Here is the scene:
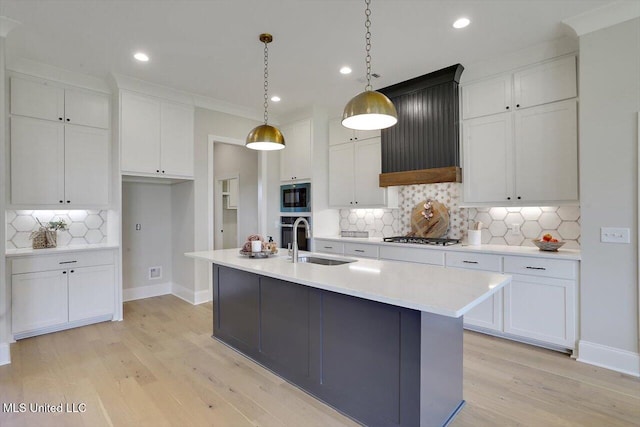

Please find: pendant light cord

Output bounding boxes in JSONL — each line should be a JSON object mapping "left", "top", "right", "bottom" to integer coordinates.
{"left": 263, "top": 39, "right": 269, "bottom": 125}
{"left": 364, "top": 0, "right": 372, "bottom": 92}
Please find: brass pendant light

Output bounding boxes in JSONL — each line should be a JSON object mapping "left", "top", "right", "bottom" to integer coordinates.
{"left": 342, "top": 0, "right": 397, "bottom": 131}
{"left": 246, "top": 33, "right": 285, "bottom": 151}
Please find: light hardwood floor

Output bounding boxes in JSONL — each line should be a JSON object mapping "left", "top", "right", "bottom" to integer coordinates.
{"left": 1, "top": 295, "right": 638, "bottom": 427}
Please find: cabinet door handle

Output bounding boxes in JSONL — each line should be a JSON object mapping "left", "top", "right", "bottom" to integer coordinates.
{"left": 516, "top": 104, "right": 520, "bottom": 108}
{"left": 354, "top": 249, "right": 365, "bottom": 253}
{"left": 526, "top": 266, "right": 546, "bottom": 270}
{"left": 156, "top": 170, "right": 160, "bottom": 173}
{"left": 507, "top": 197, "right": 511, "bottom": 200}
{"left": 58, "top": 117, "right": 63, "bottom": 121}
{"left": 59, "top": 200, "right": 64, "bottom": 204}
{"left": 505, "top": 106, "right": 510, "bottom": 110}
{"left": 323, "top": 246, "right": 333, "bottom": 249}
{"left": 66, "top": 118, "right": 70, "bottom": 122}
{"left": 162, "top": 170, "right": 165, "bottom": 173}
{"left": 517, "top": 196, "right": 522, "bottom": 200}
{"left": 463, "top": 260, "right": 479, "bottom": 264}
{"left": 59, "top": 260, "right": 77, "bottom": 264}
{"left": 66, "top": 200, "right": 71, "bottom": 204}
{"left": 70, "top": 270, "right": 75, "bottom": 273}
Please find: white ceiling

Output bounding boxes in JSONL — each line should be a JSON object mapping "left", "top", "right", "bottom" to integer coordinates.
{"left": 2, "top": 0, "right": 613, "bottom": 119}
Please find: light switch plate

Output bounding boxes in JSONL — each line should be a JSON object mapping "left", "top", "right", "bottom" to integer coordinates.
{"left": 600, "top": 227, "right": 630, "bottom": 244}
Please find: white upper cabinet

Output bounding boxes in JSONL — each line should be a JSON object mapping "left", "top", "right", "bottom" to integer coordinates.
{"left": 120, "top": 90, "right": 194, "bottom": 178}
{"left": 513, "top": 56, "right": 577, "bottom": 110}
{"left": 462, "top": 75, "right": 512, "bottom": 119}
{"left": 64, "top": 88, "right": 110, "bottom": 129}
{"left": 160, "top": 101, "right": 195, "bottom": 177}
{"left": 11, "top": 78, "right": 64, "bottom": 122}
{"left": 461, "top": 55, "right": 578, "bottom": 205}
{"left": 514, "top": 100, "right": 578, "bottom": 202}
{"left": 10, "top": 76, "right": 111, "bottom": 208}
{"left": 65, "top": 125, "right": 111, "bottom": 206}
{"left": 462, "top": 56, "right": 576, "bottom": 120}
{"left": 121, "top": 91, "right": 161, "bottom": 174}
{"left": 329, "top": 118, "right": 380, "bottom": 145}
{"left": 280, "top": 119, "right": 311, "bottom": 181}
{"left": 10, "top": 116, "right": 65, "bottom": 205}
{"left": 462, "top": 113, "right": 513, "bottom": 203}
{"left": 329, "top": 142, "right": 355, "bottom": 207}
{"left": 329, "top": 137, "right": 397, "bottom": 208}
{"left": 11, "top": 77, "right": 109, "bottom": 128}
{"left": 10, "top": 117, "right": 110, "bottom": 207}
{"left": 353, "top": 138, "right": 387, "bottom": 206}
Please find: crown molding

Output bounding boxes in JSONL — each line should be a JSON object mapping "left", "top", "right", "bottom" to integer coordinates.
{"left": 563, "top": 1, "right": 640, "bottom": 36}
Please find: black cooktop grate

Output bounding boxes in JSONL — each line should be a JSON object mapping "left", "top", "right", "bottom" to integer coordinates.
{"left": 383, "top": 236, "right": 461, "bottom": 246}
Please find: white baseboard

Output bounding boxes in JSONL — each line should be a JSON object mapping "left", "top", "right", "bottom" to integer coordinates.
{"left": 172, "top": 283, "right": 211, "bottom": 305}
{"left": 123, "top": 282, "right": 172, "bottom": 302}
{"left": 577, "top": 340, "right": 640, "bottom": 377}
{"left": 0, "top": 342, "right": 11, "bottom": 366}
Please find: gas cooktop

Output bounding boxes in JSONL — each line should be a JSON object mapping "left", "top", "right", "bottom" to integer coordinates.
{"left": 383, "top": 236, "right": 461, "bottom": 246}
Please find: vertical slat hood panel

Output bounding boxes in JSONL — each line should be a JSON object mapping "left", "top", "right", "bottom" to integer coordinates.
{"left": 379, "top": 65, "right": 464, "bottom": 187}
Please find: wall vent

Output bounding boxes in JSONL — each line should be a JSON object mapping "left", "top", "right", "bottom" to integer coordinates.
{"left": 149, "top": 266, "right": 162, "bottom": 280}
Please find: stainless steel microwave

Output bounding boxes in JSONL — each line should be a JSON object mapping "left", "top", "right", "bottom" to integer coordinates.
{"left": 280, "top": 183, "right": 311, "bottom": 213}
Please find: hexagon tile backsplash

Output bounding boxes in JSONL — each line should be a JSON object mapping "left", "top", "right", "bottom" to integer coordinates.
{"left": 6, "top": 210, "right": 108, "bottom": 249}
{"left": 338, "top": 183, "right": 580, "bottom": 248}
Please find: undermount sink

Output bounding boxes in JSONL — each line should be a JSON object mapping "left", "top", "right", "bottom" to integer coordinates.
{"left": 297, "top": 256, "right": 356, "bottom": 266}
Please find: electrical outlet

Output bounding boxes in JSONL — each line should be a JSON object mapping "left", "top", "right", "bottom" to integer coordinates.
{"left": 600, "top": 227, "right": 630, "bottom": 244}
{"left": 511, "top": 223, "right": 521, "bottom": 235}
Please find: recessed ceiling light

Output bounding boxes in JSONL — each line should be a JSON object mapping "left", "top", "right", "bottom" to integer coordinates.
{"left": 271, "top": 95, "right": 281, "bottom": 102}
{"left": 134, "top": 52, "right": 149, "bottom": 62}
{"left": 340, "top": 66, "right": 352, "bottom": 75}
{"left": 453, "top": 17, "right": 470, "bottom": 29}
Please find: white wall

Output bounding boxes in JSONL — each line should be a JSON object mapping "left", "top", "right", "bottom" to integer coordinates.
{"left": 193, "top": 108, "right": 261, "bottom": 293}
{"left": 122, "top": 182, "right": 173, "bottom": 292}
{"left": 170, "top": 180, "right": 195, "bottom": 301}
{"left": 577, "top": 17, "right": 640, "bottom": 374}
{"left": 0, "top": 28, "right": 10, "bottom": 365}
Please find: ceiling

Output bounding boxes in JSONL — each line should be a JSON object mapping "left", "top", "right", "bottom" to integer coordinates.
{"left": 1, "top": 0, "right": 613, "bottom": 119}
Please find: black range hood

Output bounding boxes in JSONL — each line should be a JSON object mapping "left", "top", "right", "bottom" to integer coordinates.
{"left": 378, "top": 64, "right": 464, "bottom": 187}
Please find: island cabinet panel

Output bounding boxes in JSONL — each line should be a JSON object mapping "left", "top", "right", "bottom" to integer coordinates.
{"left": 211, "top": 264, "right": 462, "bottom": 427}
{"left": 259, "top": 276, "right": 318, "bottom": 383}
{"left": 214, "top": 266, "right": 260, "bottom": 352}
{"left": 321, "top": 292, "right": 420, "bottom": 427}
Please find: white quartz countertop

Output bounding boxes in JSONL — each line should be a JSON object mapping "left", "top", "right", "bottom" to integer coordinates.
{"left": 315, "top": 236, "right": 581, "bottom": 261}
{"left": 185, "top": 248, "right": 511, "bottom": 318}
{"left": 6, "top": 243, "right": 120, "bottom": 258}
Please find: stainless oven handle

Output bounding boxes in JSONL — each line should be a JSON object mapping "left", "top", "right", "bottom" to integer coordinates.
{"left": 281, "top": 224, "right": 294, "bottom": 228}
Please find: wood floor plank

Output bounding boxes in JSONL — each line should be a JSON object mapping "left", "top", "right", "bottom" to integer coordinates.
{"left": 1, "top": 295, "right": 638, "bottom": 427}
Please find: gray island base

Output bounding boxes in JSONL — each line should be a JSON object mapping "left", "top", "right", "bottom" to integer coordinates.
{"left": 213, "top": 264, "right": 464, "bottom": 427}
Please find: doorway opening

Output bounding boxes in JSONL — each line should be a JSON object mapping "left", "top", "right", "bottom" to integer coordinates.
{"left": 215, "top": 176, "right": 240, "bottom": 249}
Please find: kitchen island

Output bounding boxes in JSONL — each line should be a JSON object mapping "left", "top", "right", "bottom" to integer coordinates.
{"left": 186, "top": 249, "right": 510, "bottom": 427}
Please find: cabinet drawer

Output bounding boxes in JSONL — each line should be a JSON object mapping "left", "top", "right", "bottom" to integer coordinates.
{"left": 315, "top": 240, "right": 344, "bottom": 255}
{"left": 12, "top": 250, "right": 115, "bottom": 274}
{"left": 445, "top": 252, "right": 501, "bottom": 272}
{"left": 379, "top": 246, "right": 444, "bottom": 266}
{"left": 503, "top": 256, "right": 576, "bottom": 280}
{"left": 344, "top": 243, "right": 379, "bottom": 259}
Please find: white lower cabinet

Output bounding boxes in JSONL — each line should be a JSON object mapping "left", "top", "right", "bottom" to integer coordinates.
{"left": 312, "top": 238, "right": 578, "bottom": 350}
{"left": 445, "top": 252, "right": 503, "bottom": 332}
{"left": 68, "top": 265, "right": 116, "bottom": 322}
{"left": 503, "top": 256, "right": 577, "bottom": 349}
{"left": 314, "top": 239, "right": 345, "bottom": 255}
{"left": 11, "top": 270, "right": 68, "bottom": 335}
{"left": 11, "top": 250, "right": 116, "bottom": 339}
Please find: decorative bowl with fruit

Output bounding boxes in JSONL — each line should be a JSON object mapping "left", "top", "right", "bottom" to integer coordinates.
{"left": 532, "top": 233, "right": 566, "bottom": 251}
